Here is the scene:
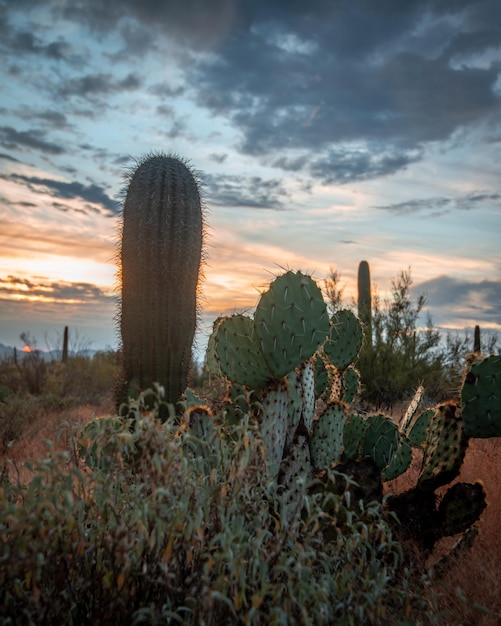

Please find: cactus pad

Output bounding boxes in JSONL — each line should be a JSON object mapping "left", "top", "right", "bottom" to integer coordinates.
{"left": 343, "top": 413, "right": 367, "bottom": 461}
{"left": 324, "top": 309, "right": 363, "bottom": 370}
{"left": 260, "top": 380, "right": 289, "bottom": 480}
{"left": 461, "top": 355, "right": 501, "bottom": 438}
{"left": 407, "top": 408, "right": 434, "bottom": 448}
{"left": 438, "top": 481, "right": 487, "bottom": 537}
{"left": 342, "top": 366, "right": 361, "bottom": 403}
{"left": 310, "top": 401, "right": 347, "bottom": 470}
{"left": 299, "top": 361, "right": 316, "bottom": 432}
{"left": 382, "top": 436, "right": 412, "bottom": 481}
{"left": 418, "top": 401, "right": 468, "bottom": 490}
{"left": 255, "top": 271, "right": 329, "bottom": 379}
{"left": 214, "top": 314, "right": 271, "bottom": 389}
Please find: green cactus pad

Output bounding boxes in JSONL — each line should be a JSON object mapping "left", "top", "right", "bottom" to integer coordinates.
{"left": 300, "top": 361, "right": 316, "bottom": 432}
{"left": 418, "top": 402, "right": 468, "bottom": 490}
{"left": 407, "top": 408, "right": 434, "bottom": 448}
{"left": 324, "top": 309, "right": 363, "bottom": 370}
{"left": 254, "top": 271, "right": 329, "bottom": 379}
{"left": 461, "top": 355, "right": 501, "bottom": 438}
{"left": 362, "top": 414, "right": 400, "bottom": 471}
{"left": 285, "top": 370, "right": 303, "bottom": 446}
{"left": 205, "top": 317, "right": 224, "bottom": 377}
{"left": 314, "top": 354, "right": 329, "bottom": 399}
{"left": 382, "top": 437, "right": 412, "bottom": 481}
{"left": 438, "top": 481, "right": 487, "bottom": 537}
{"left": 214, "top": 314, "right": 271, "bottom": 389}
{"left": 342, "top": 366, "right": 361, "bottom": 404}
{"left": 310, "top": 401, "right": 347, "bottom": 471}
{"left": 260, "top": 380, "right": 289, "bottom": 480}
{"left": 343, "top": 413, "right": 367, "bottom": 461}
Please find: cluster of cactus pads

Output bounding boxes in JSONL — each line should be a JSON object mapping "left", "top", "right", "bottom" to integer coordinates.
{"left": 205, "top": 269, "right": 500, "bottom": 555}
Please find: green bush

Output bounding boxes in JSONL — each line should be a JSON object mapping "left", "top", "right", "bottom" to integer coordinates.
{"left": 1, "top": 403, "right": 438, "bottom": 625}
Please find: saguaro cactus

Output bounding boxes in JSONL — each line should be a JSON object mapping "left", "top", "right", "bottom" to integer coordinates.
{"left": 473, "top": 324, "right": 481, "bottom": 353}
{"left": 118, "top": 153, "right": 203, "bottom": 408}
{"left": 357, "top": 260, "right": 372, "bottom": 346}
{"left": 62, "top": 325, "right": 69, "bottom": 363}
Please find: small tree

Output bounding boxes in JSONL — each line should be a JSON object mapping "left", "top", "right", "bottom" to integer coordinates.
{"left": 357, "top": 269, "right": 443, "bottom": 408}
{"left": 323, "top": 267, "right": 345, "bottom": 315}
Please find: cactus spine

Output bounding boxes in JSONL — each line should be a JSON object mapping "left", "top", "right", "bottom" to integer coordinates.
{"left": 357, "top": 260, "right": 372, "bottom": 346}
{"left": 119, "top": 153, "right": 203, "bottom": 408}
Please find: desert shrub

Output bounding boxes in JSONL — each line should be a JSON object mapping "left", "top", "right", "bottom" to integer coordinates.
{"left": 0, "top": 351, "right": 118, "bottom": 450}
{"left": 0, "top": 405, "right": 438, "bottom": 625}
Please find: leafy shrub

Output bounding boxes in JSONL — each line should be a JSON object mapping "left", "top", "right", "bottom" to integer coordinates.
{"left": 1, "top": 401, "right": 437, "bottom": 625}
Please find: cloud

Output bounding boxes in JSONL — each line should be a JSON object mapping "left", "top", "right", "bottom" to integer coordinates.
{"left": 375, "top": 191, "right": 501, "bottom": 215}
{"left": 188, "top": 1, "right": 501, "bottom": 178}
{"left": 204, "top": 173, "right": 289, "bottom": 209}
{"left": 58, "top": 72, "right": 143, "bottom": 99}
{"left": 0, "top": 275, "right": 111, "bottom": 304}
{"left": 309, "top": 146, "right": 423, "bottom": 184}
{"left": 0, "top": 126, "right": 66, "bottom": 155}
{"left": 4, "top": 172, "right": 118, "bottom": 215}
{"left": 6, "top": 29, "right": 73, "bottom": 61}
{"left": 416, "top": 275, "right": 501, "bottom": 326}
{"left": 4, "top": 1, "right": 501, "bottom": 186}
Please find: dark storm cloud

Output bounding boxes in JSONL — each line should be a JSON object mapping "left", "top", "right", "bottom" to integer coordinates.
{"left": 0, "top": 126, "right": 66, "bottom": 155}
{"left": 7, "top": 30, "right": 72, "bottom": 61}
{"left": 416, "top": 275, "right": 501, "bottom": 325}
{"left": 309, "top": 147, "right": 423, "bottom": 184}
{"left": 204, "top": 173, "right": 289, "bottom": 209}
{"left": 375, "top": 191, "right": 501, "bottom": 215}
{"left": 0, "top": 275, "right": 110, "bottom": 304}
{"left": 5, "top": 173, "right": 118, "bottom": 215}
{"left": 58, "top": 72, "right": 142, "bottom": 99}
{"left": 5, "top": 0, "right": 501, "bottom": 184}
{"left": 191, "top": 1, "right": 501, "bottom": 180}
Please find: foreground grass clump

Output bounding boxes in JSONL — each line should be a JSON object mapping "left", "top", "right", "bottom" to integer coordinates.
{"left": 0, "top": 397, "right": 436, "bottom": 625}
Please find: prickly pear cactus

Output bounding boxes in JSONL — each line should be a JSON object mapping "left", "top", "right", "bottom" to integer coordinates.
{"left": 418, "top": 401, "right": 468, "bottom": 490}
{"left": 324, "top": 309, "right": 363, "bottom": 370}
{"left": 119, "top": 153, "right": 203, "bottom": 408}
{"left": 461, "top": 354, "right": 501, "bottom": 438}
{"left": 203, "top": 267, "right": 498, "bottom": 561}
{"left": 254, "top": 270, "right": 330, "bottom": 378}
{"left": 213, "top": 314, "right": 270, "bottom": 390}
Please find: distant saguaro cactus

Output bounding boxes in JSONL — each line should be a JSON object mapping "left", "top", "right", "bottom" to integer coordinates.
{"left": 118, "top": 153, "right": 203, "bottom": 409}
{"left": 62, "top": 326, "right": 69, "bottom": 363}
{"left": 357, "top": 260, "right": 372, "bottom": 346}
{"left": 473, "top": 324, "right": 481, "bottom": 353}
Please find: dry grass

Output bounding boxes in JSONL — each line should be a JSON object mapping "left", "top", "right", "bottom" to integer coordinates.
{"left": 2, "top": 399, "right": 113, "bottom": 484}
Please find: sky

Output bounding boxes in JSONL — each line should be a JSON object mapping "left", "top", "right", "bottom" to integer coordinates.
{"left": 0, "top": 0, "right": 500, "bottom": 358}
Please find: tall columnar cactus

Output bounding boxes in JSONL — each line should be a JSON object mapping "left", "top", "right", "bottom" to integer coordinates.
{"left": 118, "top": 153, "right": 203, "bottom": 408}
{"left": 61, "top": 325, "right": 69, "bottom": 363}
{"left": 473, "top": 324, "right": 481, "bottom": 353}
{"left": 357, "top": 260, "right": 372, "bottom": 346}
